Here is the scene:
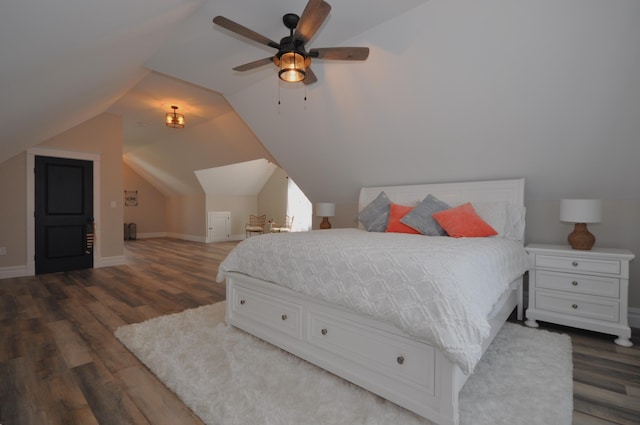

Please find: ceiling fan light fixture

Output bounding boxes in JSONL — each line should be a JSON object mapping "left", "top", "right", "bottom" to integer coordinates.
{"left": 165, "top": 105, "right": 185, "bottom": 128}
{"left": 278, "top": 51, "right": 307, "bottom": 83}
{"left": 213, "top": 1, "right": 369, "bottom": 85}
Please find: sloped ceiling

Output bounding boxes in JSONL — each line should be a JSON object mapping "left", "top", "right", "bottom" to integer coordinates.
{"left": 225, "top": 0, "right": 640, "bottom": 203}
{"left": 1, "top": 0, "right": 205, "bottom": 162}
{"left": 195, "top": 159, "right": 276, "bottom": 195}
{"left": 115, "top": 72, "right": 277, "bottom": 196}
{"left": 0, "top": 0, "right": 427, "bottom": 198}
{"left": 1, "top": 0, "right": 639, "bottom": 206}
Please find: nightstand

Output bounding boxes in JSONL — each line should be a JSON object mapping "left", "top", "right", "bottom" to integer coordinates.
{"left": 525, "top": 243, "right": 635, "bottom": 347}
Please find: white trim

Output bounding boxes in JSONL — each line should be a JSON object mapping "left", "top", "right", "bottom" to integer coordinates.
{"left": 628, "top": 308, "right": 640, "bottom": 329}
{"left": 166, "top": 233, "right": 207, "bottom": 243}
{"left": 26, "top": 147, "right": 101, "bottom": 276}
{"left": 135, "top": 232, "right": 168, "bottom": 239}
{"left": 0, "top": 265, "right": 28, "bottom": 279}
{"left": 129, "top": 232, "right": 244, "bottom": 242}
{"left": 98, "top": 255, "right": 126, "bottom": 268}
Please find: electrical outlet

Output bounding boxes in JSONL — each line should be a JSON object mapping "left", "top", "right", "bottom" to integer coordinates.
{"left": 0, "top": 247, "right": 6, "bottom": 255}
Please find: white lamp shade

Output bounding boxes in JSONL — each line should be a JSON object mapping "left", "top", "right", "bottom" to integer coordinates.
{"left": 316, "top": 203, "right": 335, "bottom": 217}
{"left": 560, "top": 199, "right": 602, "bottom": 223}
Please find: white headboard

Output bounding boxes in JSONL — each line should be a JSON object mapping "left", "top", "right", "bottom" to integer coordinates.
{"left": 358, "top": 178, "right": 526, "bottom": 241}
{"left": 359, "top": 178, "right": 524, "bottom": 211}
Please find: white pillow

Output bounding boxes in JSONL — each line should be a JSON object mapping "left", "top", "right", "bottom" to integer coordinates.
{"left": 471, "top": 202, "right": 526, "bottom": 241}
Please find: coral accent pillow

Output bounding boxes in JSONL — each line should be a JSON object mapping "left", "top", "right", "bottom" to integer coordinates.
{"left": 385, "top": 203, "right": 421, "bottom": 234}
{"left": 432, "top": 203, "right": 498, "bottom": 237}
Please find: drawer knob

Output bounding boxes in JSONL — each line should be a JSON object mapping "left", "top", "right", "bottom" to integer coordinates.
{"left": 397, "top": 356, "right": 405, "bottom": 365}
{"left": 281, "top": 314, "right": 287, "bottom": 321}
{"left": 572, "top": 304, "right": 578, "bottom": 309}
{"left": 240, "top": 299, "right": 245, "bottom": 305}
{"left": 321, "top": 328, "right": 328, "bottom": 335}
{"left": 572, "top": 261, "right": 579, "bottom": 267}
{"left": 572, "top": 281, "right": 578, "bottom": 286}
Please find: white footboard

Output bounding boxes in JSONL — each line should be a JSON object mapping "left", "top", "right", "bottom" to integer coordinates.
{"left": 224, "top": 272, "right": 522, "bottom": 425}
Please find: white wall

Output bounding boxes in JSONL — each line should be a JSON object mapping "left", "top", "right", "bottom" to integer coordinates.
{"left": 227, "top": 1, "right": 640, "bottom": 309}
{"left": 206, "top": 194, "right": 257, "bottom": 239}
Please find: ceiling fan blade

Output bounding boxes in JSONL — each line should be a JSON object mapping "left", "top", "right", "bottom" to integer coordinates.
{"left": 232, "top": 57, "right": 275, "bottom": 72}
{"left": 303, "top": 67, "right": 318, "bottom": 85}
{"left": 213, "top": 16, "right": 280, "bottom": 49}
{"left": 309, "top": 47, "right": 370, "bottom": 61}
{"left": 294, "top": 0, "right": 331, "bottom": 45}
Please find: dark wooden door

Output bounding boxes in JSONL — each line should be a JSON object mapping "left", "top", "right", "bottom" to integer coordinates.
{"left": 35, "top": 156, "right": 94, "bottom": 274}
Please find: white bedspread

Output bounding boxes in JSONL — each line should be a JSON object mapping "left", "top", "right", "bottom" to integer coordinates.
{"left": 216, "top": 229, "right": 531, "bottom": 374}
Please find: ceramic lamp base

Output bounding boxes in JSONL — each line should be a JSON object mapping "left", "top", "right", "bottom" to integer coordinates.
{"left": 320, "top": 217, "right": 332, "bottom": 230}
{"left": 568, "top": 223, "right": 595, "bottom": 250}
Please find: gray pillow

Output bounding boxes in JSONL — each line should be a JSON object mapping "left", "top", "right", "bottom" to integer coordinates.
{"left": 400, "top": 194, "right": 450, "bottom": 236}
{"left": 357, "top": 191, "right": 391, "bottom": 232}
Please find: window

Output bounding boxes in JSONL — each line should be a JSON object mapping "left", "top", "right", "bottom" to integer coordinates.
{"left": 287, "top": 178, "right": 312, "bottom": 231}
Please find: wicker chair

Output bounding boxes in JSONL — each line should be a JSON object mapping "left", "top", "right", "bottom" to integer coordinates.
{"left": 270, "top": 215, "right": 294, "bottom": 233}
{"left": 245, "top": 214, "right": 266, "bottom": 238}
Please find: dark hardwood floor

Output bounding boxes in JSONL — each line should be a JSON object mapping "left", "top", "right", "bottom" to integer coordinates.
{"left": 1, "top": 237, "right": 639, "bottom": 424}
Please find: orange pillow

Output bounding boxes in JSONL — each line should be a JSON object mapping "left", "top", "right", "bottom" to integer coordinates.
{"left": 385, "top": 203, "right": 421, "bottom": 234}
{"left": 432, "top": 203, "right": 498, "bottom": 237}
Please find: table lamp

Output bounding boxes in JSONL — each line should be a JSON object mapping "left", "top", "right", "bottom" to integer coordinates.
{"left": 560, "top": 199, "right": 602, "bottom": 250}
{"left": 316, "top": 203, "right": 335, "bottom": 230}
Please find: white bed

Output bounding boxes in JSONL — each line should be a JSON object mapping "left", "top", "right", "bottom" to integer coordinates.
{"left": 217, "top": 178, "right": 529, "bottom": 425}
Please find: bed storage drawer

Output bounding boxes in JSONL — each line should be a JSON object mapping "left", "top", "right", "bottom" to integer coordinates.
{"left": 224, "top": 272, "right": 473, "bottom": 425}
{"left": 307, "top": 309, "right": 436, "bottom": 396}
{"left": 229, "top": 284, "right": 302, "bottom": 339}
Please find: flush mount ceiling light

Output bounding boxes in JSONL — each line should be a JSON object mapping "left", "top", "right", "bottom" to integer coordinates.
{"left": 213, "top": 0, "right": 369, "bottom": 85}
{"left": 165, "top": 105, "right": 185, "bottom": 128}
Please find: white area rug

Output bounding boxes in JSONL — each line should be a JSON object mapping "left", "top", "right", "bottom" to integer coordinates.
{"left": 115, "top": 302, "right": 573, "bottom": 425}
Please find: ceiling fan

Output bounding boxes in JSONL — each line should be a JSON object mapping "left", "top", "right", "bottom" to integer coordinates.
{"left": 213, "top": 0, "right": 369, "bottom": 85}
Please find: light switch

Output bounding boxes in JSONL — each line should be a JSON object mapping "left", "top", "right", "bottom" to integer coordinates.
{"left": 111, "top": 201, "right": 117, "bottom": 208}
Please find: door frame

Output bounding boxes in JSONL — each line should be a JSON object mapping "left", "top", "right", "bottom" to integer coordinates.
{"left": 26, "top": 147, "right": 101, "bottom": 276}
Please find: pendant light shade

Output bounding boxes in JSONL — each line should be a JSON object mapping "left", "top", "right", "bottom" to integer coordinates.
{"left": 165, "top": 105, "right": 185, "bottom": 128}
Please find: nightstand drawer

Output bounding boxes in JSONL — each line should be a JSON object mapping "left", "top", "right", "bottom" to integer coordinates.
{"left": 535, "top": 291, "right": 619, "bottom": 322}
{"left": 535, "top": 270, "right": 620, "bottom": 298}
{"left": 535, "top": 255, "right": 620, "bottom": 275}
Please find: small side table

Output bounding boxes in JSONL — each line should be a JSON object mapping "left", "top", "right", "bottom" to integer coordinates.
{"left": 525, "top": 243, "right": 635, "bottom": 347}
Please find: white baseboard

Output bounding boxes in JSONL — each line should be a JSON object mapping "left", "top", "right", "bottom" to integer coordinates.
{"left": 208, "top": 234, "right": 244, "bottom": 243}
{"left": 132, "top": 232, "right": 242, "bottom": 243}
{"left": 97, "top": 255, "right": 126, "bottom": 268}
{"left": 0, "top": 265, "right": 28, "bottom": 279}
{"left": 628, "top": 308, "right": 640, "bottom": 329}
{"left": 135, "top": 232, "right": 167, "bottom": 239}
{"left": 0, "top": 256, "right": 125, "bottom": 278}
{"left": 166, "top": 232, "right": 207, "bottom": 243}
